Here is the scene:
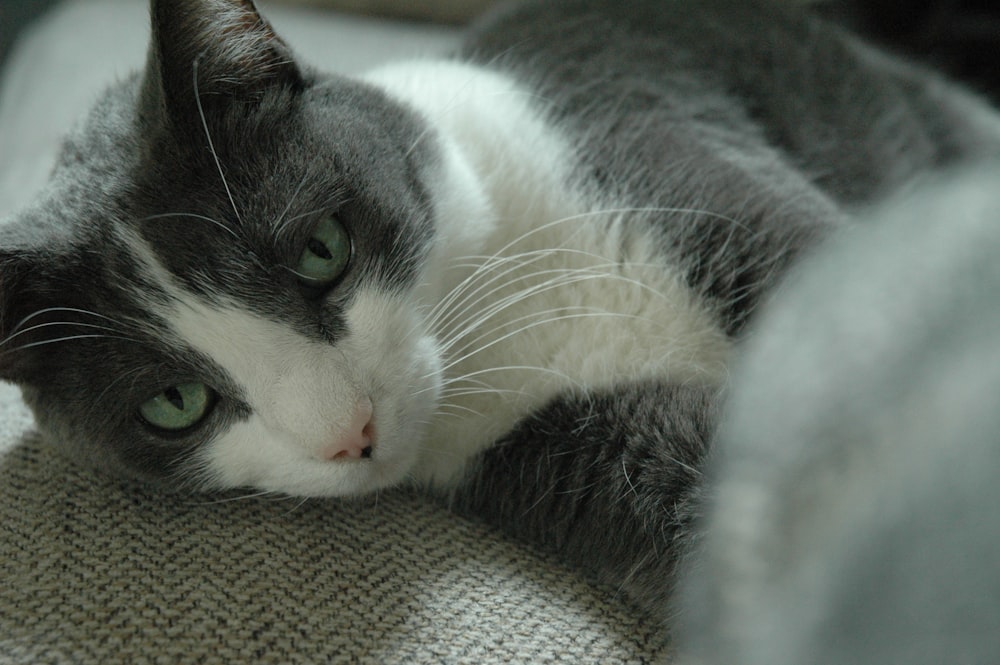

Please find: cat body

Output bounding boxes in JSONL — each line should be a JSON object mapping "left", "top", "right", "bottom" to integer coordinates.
{"left": 2, "top": 0, "right": 1000, "bottom": 627}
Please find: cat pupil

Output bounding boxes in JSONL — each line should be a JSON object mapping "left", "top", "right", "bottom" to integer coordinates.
{"left": 164, "top": 387, "right": 185, "bottom": 411}
{"left": 308, "top": 238, "right": 333, "bottom": 260}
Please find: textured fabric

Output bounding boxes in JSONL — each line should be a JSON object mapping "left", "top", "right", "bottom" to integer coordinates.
{"left": 0, "top": 2, "right": 665, "bottom": 662}
{"left": 0, "top": 396, "right": 663, "bottom": 662}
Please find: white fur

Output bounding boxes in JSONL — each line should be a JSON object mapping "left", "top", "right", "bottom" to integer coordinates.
{"left": 172, "top": 289, "right": 441, "bottom": 496}
{"left": 366, "top": 62, "right": 732, "bottom": 488}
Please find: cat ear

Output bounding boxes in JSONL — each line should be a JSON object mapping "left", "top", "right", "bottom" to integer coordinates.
{"left": 143, "top": 0, "right": 304, "bottom": 127}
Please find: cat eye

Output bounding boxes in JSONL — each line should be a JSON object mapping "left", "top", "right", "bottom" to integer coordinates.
{"left": 296, "top": 215, "right": 351, "bottom": 290}
{"left": 139, "top": 382, "right": 215, "bottom": 432}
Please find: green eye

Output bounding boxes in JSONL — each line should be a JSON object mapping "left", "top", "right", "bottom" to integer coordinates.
{"left": 139, "top": 382, "right": 213, "bottom": 432}
{"left": 296, "top": 215, "right": 351, "bottom": 287}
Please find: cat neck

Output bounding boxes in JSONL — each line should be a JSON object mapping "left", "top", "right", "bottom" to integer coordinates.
{"left": 363, "top": 62, "right": 730, "bottom": 488}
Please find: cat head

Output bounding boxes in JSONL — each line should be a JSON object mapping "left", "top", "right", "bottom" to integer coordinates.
{"left": 0, "top": 0, "right": 482, "bottom": 496}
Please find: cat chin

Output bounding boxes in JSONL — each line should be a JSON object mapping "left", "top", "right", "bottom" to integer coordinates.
{"left": 199, "top": 440, "right": 421, "bottom": 498}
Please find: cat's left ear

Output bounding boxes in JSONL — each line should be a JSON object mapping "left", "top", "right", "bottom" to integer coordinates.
{"left": 143, "top": 0, "right": 304, "bottom": 128}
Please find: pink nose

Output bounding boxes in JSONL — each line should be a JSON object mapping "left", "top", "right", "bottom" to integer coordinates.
{"left": 321, "top": 397, "right": 375, "bottom": 461}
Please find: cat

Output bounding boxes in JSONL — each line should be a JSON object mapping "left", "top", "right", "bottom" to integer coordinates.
{"left": 673, "top": 166, "right": 1000, "bottom": 665}
{"left": 1, "top": 0, "right": 999, "bottom": 635}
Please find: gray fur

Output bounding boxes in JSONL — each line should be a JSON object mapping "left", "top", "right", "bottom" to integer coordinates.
{"left": 675, "top": 166, "right": 1000, "bottom": 664}
{"left": 462, "top": 0, "right": 1000, "bottom": 331}
{"left": 0, "top": 0, "right": 999, "bottom": 649}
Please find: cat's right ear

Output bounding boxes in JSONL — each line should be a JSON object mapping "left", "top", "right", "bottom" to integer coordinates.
{"left": 142, "top": 0, "right": 305, "bottom": 133}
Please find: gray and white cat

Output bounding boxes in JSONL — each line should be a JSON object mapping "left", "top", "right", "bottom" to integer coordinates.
{"left": 1, "top": 0, "right": 999, "bottom": 635}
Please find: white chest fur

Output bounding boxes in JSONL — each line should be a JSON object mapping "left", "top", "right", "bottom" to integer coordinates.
{"left": 366, "top": 62, "right": 732, "bottom": 488}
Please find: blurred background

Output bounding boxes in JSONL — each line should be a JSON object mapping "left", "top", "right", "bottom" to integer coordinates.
{"left": 824, "top": 0, "right": 1000, "bottom": 101}
{"left": 3, "top": 0, "right": 1000, "bottom": 100}
{"left": 0, "top": 0, "right": 61, "bottom": 66}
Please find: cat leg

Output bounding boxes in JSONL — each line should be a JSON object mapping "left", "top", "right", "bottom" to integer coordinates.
{"left": 449, "top": 380, "right": 719, "bottom": 631}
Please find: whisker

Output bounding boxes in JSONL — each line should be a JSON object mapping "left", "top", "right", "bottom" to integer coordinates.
{"left": 0, "top": 321, "right": 125, "bottom": 348}
{"left": 432, "top": 403, "right": 488, "bottom": 419}
{"left": 426, "top": 203, "right": 739, "bottom": 333}
{"left": 442, "top": 302, "right": 645, "bottom": 360}
{"left": 274, "top": 198, "right": 347, "bottom": 241}
{"left": 8, "top": 306, "right": 125, "bottom": 331}
{"left": 622, "top": 458, "right": 639, "bottom": 498}
{"left": 282, "top": 496, "right": 314, "bottom": 515}
{"left": 426, "top": 249, "right": 559, "bottom": 334}
{"left": 470, "top": 205, "right": 750, "bottom": 268}
{"left": 273, "top": 172, "right": 311, "bottom": 233}
{"left": 438, "top": 385, "right": 529, "bottom": 400}
{"left": 188, "top": 489, "right": 279, "bottom": 505}
{"left": 441, "top": 363, "right": 585, "bottom": 391}
{"left": 436, "top": 268, "right": 667, "bottom": 360}
{"left": 441, "top": 309, "right": 651, "bottom": 375}
{"left": 3, "top": 334, "right": 141, "bottom": 353}
{"left": 429, "top": 249, "right": 617, "bottom": 335}
{"left": 426, "top": 249, "right": 552, "bottom": 329}
{"left": 410, "top": 372, "right": 497, "bottom": 397}
{"left": 436, "top": 375, "right": 493, "bottom": 390}
{"left": 437, "top": 286, "right": 606, "bottom": 357}
{"left": 442, "top": 265, "right": 595, "bottom": 337}
{"left": 139, "top": 212, "right": 241, "bottom": 240}
{"left": 193, "top": 56, "right": 242, "bottom": 225}
{"left": 95, "top": 365, "right": 150, "bottom": 405}
{"left": 280, "top": 265, "right": 317, "bottom": 281}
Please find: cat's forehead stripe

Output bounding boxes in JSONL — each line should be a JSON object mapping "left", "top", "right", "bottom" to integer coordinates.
{"left": 118, "top": 228, "right": 266, "bottom": 366}
{"left": 118, "top": 226, "right": 365, "bottom": 437}
{"left": 122, "top": 227, "right": 300, "bottom": 371}
{"left": 118, "top": 228, "right": 180, "bottom": 307}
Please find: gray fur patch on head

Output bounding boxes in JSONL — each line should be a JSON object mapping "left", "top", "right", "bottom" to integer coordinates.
{"left": 0, "top": 0, "right": 442, "bottom": 488}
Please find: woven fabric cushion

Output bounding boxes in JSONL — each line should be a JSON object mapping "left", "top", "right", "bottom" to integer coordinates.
{"left": 0, "top": 1, "right": 664, "bottom": 662}
{"left": 1, "top": 432, "right": 661, "bottom": 663}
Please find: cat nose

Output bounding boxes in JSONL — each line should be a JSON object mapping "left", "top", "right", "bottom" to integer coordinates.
{"left": 320, "top": 397, "right": 375, "bottom": 461}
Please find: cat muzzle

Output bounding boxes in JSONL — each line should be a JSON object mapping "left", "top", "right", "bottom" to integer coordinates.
{"left": 320, "top": 397, "right": 375, "bottom": 461}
